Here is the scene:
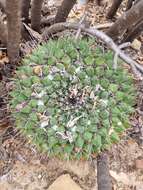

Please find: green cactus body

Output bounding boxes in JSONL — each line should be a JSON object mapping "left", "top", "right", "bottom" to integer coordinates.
{"left": 10, "top": 38, "right": 136, "bottom": 160}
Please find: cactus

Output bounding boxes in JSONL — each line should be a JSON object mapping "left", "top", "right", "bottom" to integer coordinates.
{"left": 10, "top": 38, "right": 136, "bottom": 160}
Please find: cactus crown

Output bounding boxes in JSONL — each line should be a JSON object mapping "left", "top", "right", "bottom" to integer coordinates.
{"left": 10, "top": 38, "right": 136, "bottom": 160}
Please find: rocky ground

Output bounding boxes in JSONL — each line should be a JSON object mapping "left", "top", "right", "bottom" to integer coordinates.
{"left": 0, "top": 134, "right": 143, "bottom": 190}
{"left": 0, "top": 0, "right": 143, "bottom": 190}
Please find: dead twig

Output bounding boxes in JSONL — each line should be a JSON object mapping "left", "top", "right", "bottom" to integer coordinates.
{"left": 42, "top": 22, "right": 143, "bottom": 79}
{"left": 75, "top": 12, "right": 87, "bottom": 40}
{"left": 23, "top": 23, "right": 42, "bottom": 42}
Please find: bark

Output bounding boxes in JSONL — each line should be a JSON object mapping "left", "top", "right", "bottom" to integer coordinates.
{"left": 0, "top": 13, "right": 7, "bottom": 45}
{"left": 106, "top": 0, "right": 143, "bottom": 41}
{"left": 126, "top": 0, "right": 141, "bottom": 10}
{"left": 106, "top": 0, "right": 123, "bottom": 19}
{"left": 21, "top": 0, "right": 31, "bottom": 23}
{"left": 126, "top": 0, "right": 134, "bottom": 10}
{"left": 31, "top": 0, "right": 43, "bottom": 33}
{"left": 97, "top": 153, "right": 112, "bottom": 190}
{"left": 0, "top": 0, "right": 5, "bottom": 12}
{"left": 124, "top": 19, "right": 143, "bottom": 42}
{"left": 96, "top": 0, "right": 102, "bottom": 6}
{"left": 55, "top": 0, "right": 76, "bottom": 23}
{"left": 6, "top": 0, "right": 21, "bottom": 64}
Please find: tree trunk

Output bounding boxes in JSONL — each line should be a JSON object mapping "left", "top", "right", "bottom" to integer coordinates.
{"left": 55, "top": 0, "right": 76, "bottom": 23}
{"left": 106, "top": 0, "right": 143, "bottom": 41}
{"left": 126, "top": 0, "right": 134, "bottom": 10}
{"left": 126, "top": 0, "right": 141, "bottom": 10}
{"left": 96, "top": 0, "right": 102, "bottom": 6}
{"left": 31, "top": 0, "right": 43, "bottom": 33}
{"left": 6, "top": 0, "right": 21, "bottom": 64}
{"left": 124, "top": 19, "right": 143, "bottom": 42}
{"left": 22, "top": 0, "right": 31, "bottom": 23}
{"left": 106, "top": 0, "right": 123, "bottom": 19}
{"left": 97, "top": 153, "right": 112, "bottom": 190}
{"left": 0, "top": 0, "right": 6, "bottom": 12}
{"left": 0, "top": 14, "right": 7, "bottom": 45}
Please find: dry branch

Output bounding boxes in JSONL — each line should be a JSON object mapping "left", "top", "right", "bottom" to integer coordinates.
{"left": 93, "top": 23, "right": 113, "bottom": 29}
{"left": 42, "top": 22, "right": 143, "bottom": 78}
{"left": 75, "top": 13, "right": 87, "bottom": 40}
{"left": 113, "top": 42, "right": 131, "bottom": 69}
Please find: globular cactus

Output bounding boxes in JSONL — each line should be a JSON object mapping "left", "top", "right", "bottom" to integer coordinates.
{"left": 10, "top": 38, "right": 136, "bottom": 160}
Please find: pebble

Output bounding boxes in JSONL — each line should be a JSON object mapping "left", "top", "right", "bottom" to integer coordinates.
{"left": 48, "top": 174, "right": 82, "bottom": 190}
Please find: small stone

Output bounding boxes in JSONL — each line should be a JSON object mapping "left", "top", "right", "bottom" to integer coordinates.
{"left": 131, "top": 39, "right": 141, "bottom": 50}
{"left": 38, "top": 174, "right": 42, "bottom": 179}
{"left": 135, "top": 159, "right": 143, "bottom": 170}
{"left": 48, "top": 174, "right": 82, "bottom": 190}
